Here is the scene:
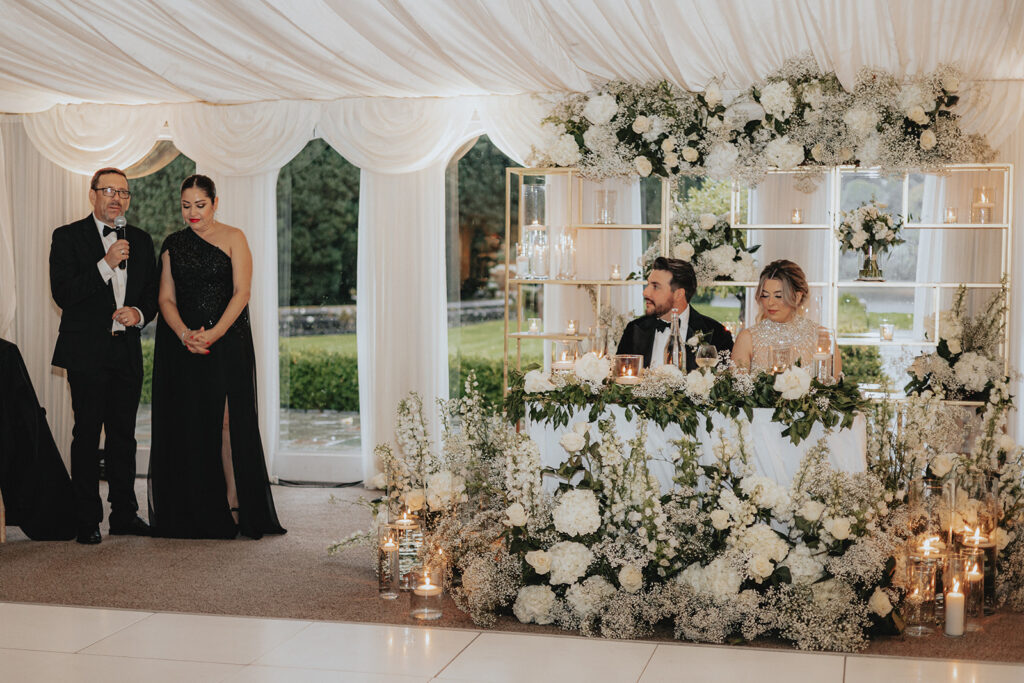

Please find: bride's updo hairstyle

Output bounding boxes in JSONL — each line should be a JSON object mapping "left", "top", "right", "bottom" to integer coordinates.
{"left": 755, "top": 259, "right": 809, "bottom": 321}
{"left": 181, "top": 173, "right": 217, "bottom": 199}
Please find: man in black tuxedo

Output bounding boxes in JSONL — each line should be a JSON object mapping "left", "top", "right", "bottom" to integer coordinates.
{"left": 616, "top": 257, "right": 733, "bottom": 370}
{"left": 49, "top": 167, "right": 158, "bottom": 544}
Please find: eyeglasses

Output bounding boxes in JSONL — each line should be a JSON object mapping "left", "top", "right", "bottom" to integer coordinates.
{"left": 95, "top": 187, "right": 131, "bottom": 199}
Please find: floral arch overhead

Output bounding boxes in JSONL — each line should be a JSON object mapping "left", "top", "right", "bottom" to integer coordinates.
{"left": 530, "top": 56, "right": 992, "bottom": 185}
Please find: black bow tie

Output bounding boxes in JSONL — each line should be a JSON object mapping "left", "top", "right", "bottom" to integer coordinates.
{"left": 654, "top": 319, "right": 670, "bottom": 332}
{"left": 103, "top": 225, "right": 118, "bottom": 237}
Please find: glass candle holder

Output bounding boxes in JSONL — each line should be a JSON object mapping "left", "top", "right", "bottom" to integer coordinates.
{"left": 609, "top": 264, "right": 622, "bottom": 280}
{"left": 769, "top": 346, "right": 791, "bottom": 374}
{"left": 377, "top": 526, "right": 400, "bottom": 600}
{"left": 588, "top": 325, "right": 609, "bottom": 359}
{"left": 551, "top": 340, "right": 580, "bottom": 372}
{"left": 392, "top": 513, "right": 423, "bottom": 590}
{"left": 961, "top": 549, "right": 985, "bottom": 629}
{"left": 522, "top": 184, "right": 546, "bottom": 227}
{"left": 525, "top": 225, "right": 549, "bottom": 279}
{"left": 515, "top": 242, "right": 530, "bottom": 280}
{"left": 790, "top": 208, "right": 803, "bottom": 224}
{"left": 879, "top": 321, "right": 895, "bottom": 341}
{"left": 944, "top": 207, "right": 958, "bottom": 224}
{"left": 612, "top": 354, "right": 642, "bottom": 385}
{"left": 958, "top": 527, "right": 998, "bottom": 615}
{"left": 566, "top": 319, "right": 579, "bottom": 336}
{"left": 410, "top": 562, "right": 445, "bottom": 620}
{"left": 971, "top": 186, "right": 994, "bottom": 224}
{"left": 909, "top": 478, "right": 956, "bottom": 546}
{"left": 905, "top": 555, "right": 938, "bottom": 636}
{"left": 594, "top": 189, "right": 618, "bottom": 224}
{"left": 527, "top": 317, "right": 541, "bottom": 334}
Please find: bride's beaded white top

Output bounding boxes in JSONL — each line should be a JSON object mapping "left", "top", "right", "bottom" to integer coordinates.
{"left": 749, "top": 315, "right": 819, "bottom": 371}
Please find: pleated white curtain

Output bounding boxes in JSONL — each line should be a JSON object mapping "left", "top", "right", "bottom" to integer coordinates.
{"left": 0, "top": 130, "right": 15, "bottom": 338}
{"left": 317, "top": 97, "right": 477, "bottom": 479}
{"left": 167, "top": 101, "right": 318, "bottom": 472}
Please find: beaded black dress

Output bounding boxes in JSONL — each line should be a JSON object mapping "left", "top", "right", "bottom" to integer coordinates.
{"left": 148, "top": 228, "right": 285, "bottom": 539}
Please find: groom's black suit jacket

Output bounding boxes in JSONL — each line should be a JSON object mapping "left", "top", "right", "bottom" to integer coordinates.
{"left": 616, "top": 306, "right": 734, "bottom": 370}
{"left": 49, "top": 215, "right": 158, "bottom": 372}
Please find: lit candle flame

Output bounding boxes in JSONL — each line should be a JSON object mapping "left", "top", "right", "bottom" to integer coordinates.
{"left": 952, "top": 578, "right": 961, "bottom": 593}
{"left": 970, "top": 527, "right": 984, "bottom": 544}
{"left": 969, "top": 562, "right": 981, "bottom": 576}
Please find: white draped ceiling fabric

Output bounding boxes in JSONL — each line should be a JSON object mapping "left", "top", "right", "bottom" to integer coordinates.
{"left": 2, "top": 0, "right": 1024, "bottom": 475}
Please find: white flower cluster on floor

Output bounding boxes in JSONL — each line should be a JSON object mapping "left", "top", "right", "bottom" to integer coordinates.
{"left": 529, "top": 55, "right": 991, "bottom": 185}
{"left": 335, "top": 369, "right": 1024, "bottom": 652}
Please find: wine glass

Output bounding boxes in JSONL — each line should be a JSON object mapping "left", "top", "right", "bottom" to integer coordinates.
{"left": 695, "top": 343, "right": 718, "bottom": 370}
{"left": 769, "top": 346, "right": 791, "bottom": 374}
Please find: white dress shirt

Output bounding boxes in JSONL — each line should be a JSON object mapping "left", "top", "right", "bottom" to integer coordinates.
{"left": 649, "top": 306, "right": 690, "bottom": 369}
{"left": 94, "top": 216, "right": 143, "bottom": 331}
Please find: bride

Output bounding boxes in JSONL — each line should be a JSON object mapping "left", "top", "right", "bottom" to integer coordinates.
{"left": 731, "top": 259, "right": 842, "bottom": 376}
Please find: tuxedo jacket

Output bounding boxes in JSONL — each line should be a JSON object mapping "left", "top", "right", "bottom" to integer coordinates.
{"left": 49, "top": 215, "right": 158, "bottom": 373}
{"left": 616, "top": 306, "right": 734, "bottom": 371}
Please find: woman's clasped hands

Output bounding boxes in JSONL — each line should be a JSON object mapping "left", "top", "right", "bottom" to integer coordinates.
{"left": 181, "top": 326, "right": 218, "bottom": 354}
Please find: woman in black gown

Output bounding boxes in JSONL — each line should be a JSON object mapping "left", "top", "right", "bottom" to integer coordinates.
{"left": 148, "top": 174, "right": 285, "bottom": 539}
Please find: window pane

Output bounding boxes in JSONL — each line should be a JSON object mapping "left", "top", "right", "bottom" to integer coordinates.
{"left": 277, "top": 139, "right": 360, "bottom": 452}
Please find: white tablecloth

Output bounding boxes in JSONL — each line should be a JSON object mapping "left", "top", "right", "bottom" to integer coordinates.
{"left": 528, "top": 406, "right": 866, "bottom": 492}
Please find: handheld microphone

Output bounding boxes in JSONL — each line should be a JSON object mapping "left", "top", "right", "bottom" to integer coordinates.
{"left": 114, "top": 215, "right": 127, "bottom": 270}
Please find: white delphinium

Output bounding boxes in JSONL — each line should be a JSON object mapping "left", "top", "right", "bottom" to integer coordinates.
{"left": 582, "top": 93, "right": 618, "bottom": 125}
{"left": 524, "top": 369, "right": 555, "bottom": 393}
{"left": 504, "top": 433, "right": 543, "bottom": 507}
{"left": 764, "top": 136, "right": 805, "bottom": 169}
{"left": 566, "top": 576, "right": 616, "bottom": 617}
{"left": 553, "top": 489, "right": 602, "bottom": 537}
{"left": 513, "top": 584, "right": 556, "bottom": 624}
{"left": 760, "top": 80, "right": 797, "bottom": 120}
{"left": 548, "top": 541, "right": 596, "bottom": 585}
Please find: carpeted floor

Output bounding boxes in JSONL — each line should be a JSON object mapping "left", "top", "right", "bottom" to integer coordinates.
{"left": 2, "top": 479, "right": 1023, "bottom": 663}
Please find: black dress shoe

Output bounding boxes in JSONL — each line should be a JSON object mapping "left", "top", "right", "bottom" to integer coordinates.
{"left": 76, "top": 526, "right": 101, "bottom": 544}
{"left": 109, "top": 516, "right": 151, "bottom": 536}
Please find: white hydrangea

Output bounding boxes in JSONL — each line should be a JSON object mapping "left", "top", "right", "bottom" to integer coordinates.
{"left": 842, "top": 107, "right": 879, "bottom": 137}
{"left": 548, "top": 541, "right": 595, "bottom": 585}
{"left": 651, "top": 363, "right": 685, "bottom": 384}
{"left": 566, "top": 576, "right": 615, "bottom": 616}
{"left": 954, "top": 352, "right": 995, "bottom": 392}
{"left": 550, "top": 134, "right": 581, "bottom": 166}
{"left": 773, "top": 365, "right": 811, "bottom": 399}
{"left": 704, "top": 142, "right": 739, "bottom": 180}
{"left": 780, "top": 543, "right": 825, "bottom": 585}
{"left": 574, "top": 351, "right": 610, "bottom": 384}
{"left": 582, "top": 93, "right": 618, "bottom": 125}
{"left": 513, "top": 584, "right": 556, "bottom": 624}
{"left": 679, "top": 556, "right": 742, "bottom": 598}
{"left": 740, "top": 475, "right": 791, "bottom": 514}
{"left": 823, "top": 516, "right": 853, "bottom": 541}
{"left": 685, "top": 369, "right": 715, "bottom": 400}
{"left": 426, "top": 470, "right": 466, "bottom": 510}
{"left": 764, "top": 136, "right": 805, "bottom": 169}
{"left": 801, "top": 80, "right": 825, "bottom": 110}
{"left": 798, "top": 499, "right": 826, "bottom": 522}
{"left": 733, "top": 523, "right": 790, "bottom": 563}
{"left": 524, "top": 369, "right": 555, "bottom": 393}
{"left": 403, "top": 488, "right": 425, "bottom": 511}
{"left": 898, "top": 83, "right": 936, "bottom": 114}
{"left": 553, "top": 489, "right": 602, "bottom": 537}
{"left": 930, "top": 452, "right": 954, "bottom": 477}
{"left": 760, "top": 80, "right": 796, "bottom": 120}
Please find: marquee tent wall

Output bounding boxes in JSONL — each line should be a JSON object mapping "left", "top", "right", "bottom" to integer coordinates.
{"left": 1, "top": 0, "right": 1023, "bottom": 481}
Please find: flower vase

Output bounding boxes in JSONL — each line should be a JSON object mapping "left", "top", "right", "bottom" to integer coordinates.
{"left": 857, "top": 246, "right": 884, "bottom": 281}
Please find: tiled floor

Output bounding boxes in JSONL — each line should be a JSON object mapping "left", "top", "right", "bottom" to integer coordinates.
{"left": 1, "top": 601, "right": 1023, "bottom": 682}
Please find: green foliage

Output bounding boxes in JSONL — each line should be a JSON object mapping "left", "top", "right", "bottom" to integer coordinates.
{"left": 141, "top": 339, "right": 154, "bottom": 404}
{"left": 840, "top": 346, "right": 885, "bottom": 385}
{"left": 280, "top": 349, "right": 360, "bottom": 410}
{"left": 449, "top": 356, "right": 505, "bottom": 409}
{"left": 129, "top": 152, "right": 197, "bottom": 259}
{"left": 277, "top": 139, "right": 360, "bottom": 306}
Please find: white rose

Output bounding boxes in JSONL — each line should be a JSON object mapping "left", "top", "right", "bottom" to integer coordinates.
{"left": 582, "top": 93, "right": 618, "bottom": 126}
{"left": 367, "top": 472, "right": 387, "bottom": 490}
{"left": 513, "top": 584, "right": 556, "bottom": 624}
{"left": 704, "top": 83, "right": 722, "bottom": 108}
{"left": 995, "top": 527, "right": 1015, "bottom": 551}
{"left": 811, "top": 143, "right": 825, "bottom": 162}
{"left": 748, "top": 554, "right": 774, "bottom": 581}
{"left": 618, "top": 564, "right": 644, "bottom": 593}
{"left": 663, "top": 152, "right": 679, "bottom": 168}
{"left": 868, "top": 587, "right": 893, "bottom": 617}
{"left": 505, "top": 502, "right": 527, "bottom": 527}
{"left": 634, "top": 156, "right": 653, "bottom": 177}
{"left": 681, "top": 146, "right": 699, "bottom": 162}
{"left": 931, "top": 452, "right": 954, "bottom": 477}
{"left": 699, "top": 213, "right": 718, "bottom": 231}
{"left": 525, "top": 549, "right": 552, "bottom": 574}
{"left": 710, "top": 509, "right": 731, "bottom": 530}
{"left": 402, "top": 489, "right": 425, "bottom": 512}
{"left": 672, "top": 241, "right": 695, "bottom": 261}
{"left": 524, "top": 369, "right": 555, "bottom": 393}
{"left": 631, "top": 115, "right": 651, "bottom": 134}
{"left": 572, "top": 421, "right": 590, "bottom": 435}
{"left": 798, "top": 500, "right": 825, "bottom": 522}
{"left": 947, "top": 338, "right": 962, "bottom": 354}
{"left": 554, "top": 425, "right": 589, "bottom": 454}
{"left": 685, "top": 369, "right": 715, "bottom": 400}
{"left": 773, "top": 366, "right": 812, "bottom": 400}
{"left": 920, "top": 129, "right": 937, "bottom": 150}
{"left": 942, "top": 74, "right": 961, "bottom": 93}
{"left": 661, "top": 136, "right": 677, "bottom": 153}
{"left": 574, "top": 351, "right": 611, "bottom": 384}
{"left": 824, "top": 516, "right": 852, "bottom": 541}
{"left": 907, "top": 105, "right": 929, "bottom": 125}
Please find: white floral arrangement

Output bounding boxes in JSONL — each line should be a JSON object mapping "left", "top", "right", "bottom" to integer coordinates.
{"left": 529, "top": 55, "right": 990, "bottom": 186}
{"left": 836, "top": 201, "right": 905, "bottom": 258}
{"left": 642, "top": 206, "right": 759, "bottom": 285}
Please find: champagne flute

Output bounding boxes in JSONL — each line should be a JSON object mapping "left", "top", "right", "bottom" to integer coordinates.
{"left": 695, "top": 343, "right": 718, "bottom": 370}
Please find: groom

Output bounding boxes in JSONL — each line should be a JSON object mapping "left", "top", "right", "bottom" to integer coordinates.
{"left": 617, "top": 257, "right": 733, "bottom": 370}
{"left": 49, "top": 167, "right": 158, "bottom": 544}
